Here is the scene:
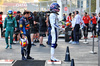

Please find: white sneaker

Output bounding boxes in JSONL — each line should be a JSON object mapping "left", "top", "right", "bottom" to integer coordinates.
{"left": 69, "top": 40, "right": 72, "bottom": 44}
{"left": 71, "top": 41, "right": 76, "bottom": 44}
{"left": 13, "top": 41, "right": 17, "bottom": 43}
{"left": 16, "top": 41, "right": 19, "bottom": 43}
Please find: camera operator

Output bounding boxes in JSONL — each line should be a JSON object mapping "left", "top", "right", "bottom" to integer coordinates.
{"left": 29, "top": 12, "right": 36, "bottom": 46}
{"left": 39, "top": 12, "right": 47, "bottom": 47}
{"left": 33, "top": 12, "right": 39, "bottom": 43}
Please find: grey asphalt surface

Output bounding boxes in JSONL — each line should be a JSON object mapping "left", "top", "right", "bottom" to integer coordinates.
{"left": 0, "top": 32, "right": 98, "bottom": 66}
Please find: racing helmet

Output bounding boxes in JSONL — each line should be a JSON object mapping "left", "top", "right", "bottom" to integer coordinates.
{"left": 20, "top": 37, "right": 28, "bottom": 47}
{"left": 50, "top": 2, "right": 60, "bottom": 12}
{"left": 8, "top": 10, "right": 13, "bottom": 17}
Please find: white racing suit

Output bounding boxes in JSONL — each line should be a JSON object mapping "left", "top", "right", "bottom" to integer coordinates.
{"left": 49, "top": 13, "right": 63, "bottom": 61}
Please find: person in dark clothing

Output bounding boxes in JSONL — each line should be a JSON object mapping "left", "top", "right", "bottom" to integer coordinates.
{"left": 29, "top": 12, "right": 36, "bottom": 46}
{"left": 98, "top": 13, "right": 100, "bottom": 36}
{"left": 72, "top": 11, "right": 86, "bottom": 44}
{"left": 46, "top": 14, "right": 52, "bottom": 45}
{"left": 13, "top": 11, "right": 22, "bottom": 43}
{"left": 62, "top": 14, "right": 66, "bottom": 22}
{"left": 33, "top": 12, "right": 39, "bottom": 43}
{"left": 19, "top": 10, "right": 33, "bottom": 60}
{"left": 39, "top": 12, "right": 47, "bottom": 47}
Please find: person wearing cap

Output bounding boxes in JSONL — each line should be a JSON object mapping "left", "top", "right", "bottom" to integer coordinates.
{"left": 19, "top": 10, "right": 33, "bottom": 60}
{"left": 3, "top": 10, "right": 17, "bottom": 49}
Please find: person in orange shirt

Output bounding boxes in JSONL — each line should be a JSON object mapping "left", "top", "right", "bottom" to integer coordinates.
{"left": 91, "top": 13, "right": 97, "bottom": 38}
{"left": 66, "top": 13, "right": 72, "bottom": 23}
{"left": 82, "top": 12, "right": 90, "bottom": 39}
{"left": 0, "top": 12, "right": 3, "bottom": 37}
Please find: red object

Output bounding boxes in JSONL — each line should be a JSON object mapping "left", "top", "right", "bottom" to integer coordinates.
{"left": 84, "top": 37, "right": 88, "bottom": 39}
{"left": 62, "top": 25, "right": 65, "bottom": 28}
{"left": 92, "top": 16, "right": 97, "bottom": 24}
{"left": 17, "top": 39, "right": 19, "bottom": 41}
{"left": 13, "top": 11, "right": 17, "bottom": 14}
{"left": 13, "top": 39, "right": 15, "bottom": 41}
{"left": 0, "top": 15, "right": 2, "bottom": 24}
{"left": 66, "top": 16, "right": 72, "bottom": 22}
{"left": 0, "top": 59, "right": 14, "bottom": 63}
{"left": 29, "top": 17, "right": 32, "bottom": 19}
{"left": 64, "top": 7, "right": 68, "bottom": 11}
{"left": 82, "top": 16, "right": 90, "bottom": 24}
{"left": 91, "top": 35, "right": 93, "bottom": 38}
{"left": 69, "top": 37, "right": 71, "bottom": 39}
{"left": 84, "top": 37, "right": 86, "bottom": 39}
{"left": 25, "top": 27, "right": 30, "bottom": 30}
{"left": 5, "top": 60, "right": 14, "bottom": 62}
{"left": 91, "top": 35, "right": 96, "bottom": 38}
{"left": 86, "top": 37, "right": 88, "bottom": 39}
{"left": 94, "top": 35, "right": 97, "bottom": 38}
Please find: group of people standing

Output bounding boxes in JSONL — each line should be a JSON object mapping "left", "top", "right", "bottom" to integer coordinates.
{"left": 1, "top": 2, "right": 64, "bottom": 61}
{"left": 3, "top": 10, "right": 49, "bottom": 60}
{"left": 65, "top": 11, "right": 100, "bottom": 44}
{"left": 1, "top": 2, "right": 100, "bottom": 62}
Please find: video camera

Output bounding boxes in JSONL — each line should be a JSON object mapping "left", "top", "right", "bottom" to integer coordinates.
{"left": 37, "top": 11, "right": 50, "bottom": 17}
{"left": 37, "top": 11, "right": 58, "bottom": 17}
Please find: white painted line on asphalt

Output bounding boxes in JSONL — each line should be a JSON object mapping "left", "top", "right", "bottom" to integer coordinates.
{"left": 0, "top": 60, "right": 14, "bottom": 64}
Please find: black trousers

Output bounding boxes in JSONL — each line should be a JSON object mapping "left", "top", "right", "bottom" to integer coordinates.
{"left": 71, "top": 30, "right": 74, "bottom": 41}
{"left": 0, "top": 24, "right": 3, "bottom": 36}
{"left": 83, "top": 24, "right": 89, "bottom": 37}
{"left": 25, "top": 30, "right": 31, "bottom": 57}
{"left": 92, "top": 24, "right": 97, "bottom": 35}
{"left": 74, "top": 24, "right": 80, "bottom": 42}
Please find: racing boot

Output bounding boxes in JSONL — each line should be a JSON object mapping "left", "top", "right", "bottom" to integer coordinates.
{"left": 51, "top": 57, "right": 60, "bottom": 62}
{"left": 22, "top": 56, "right": 27, "bottom": 61}
{"left": 5, "top": 44, "right": 9, "bottom": 49}
{"left": 9, "top": 44, "right": 12, "bottom": 49}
